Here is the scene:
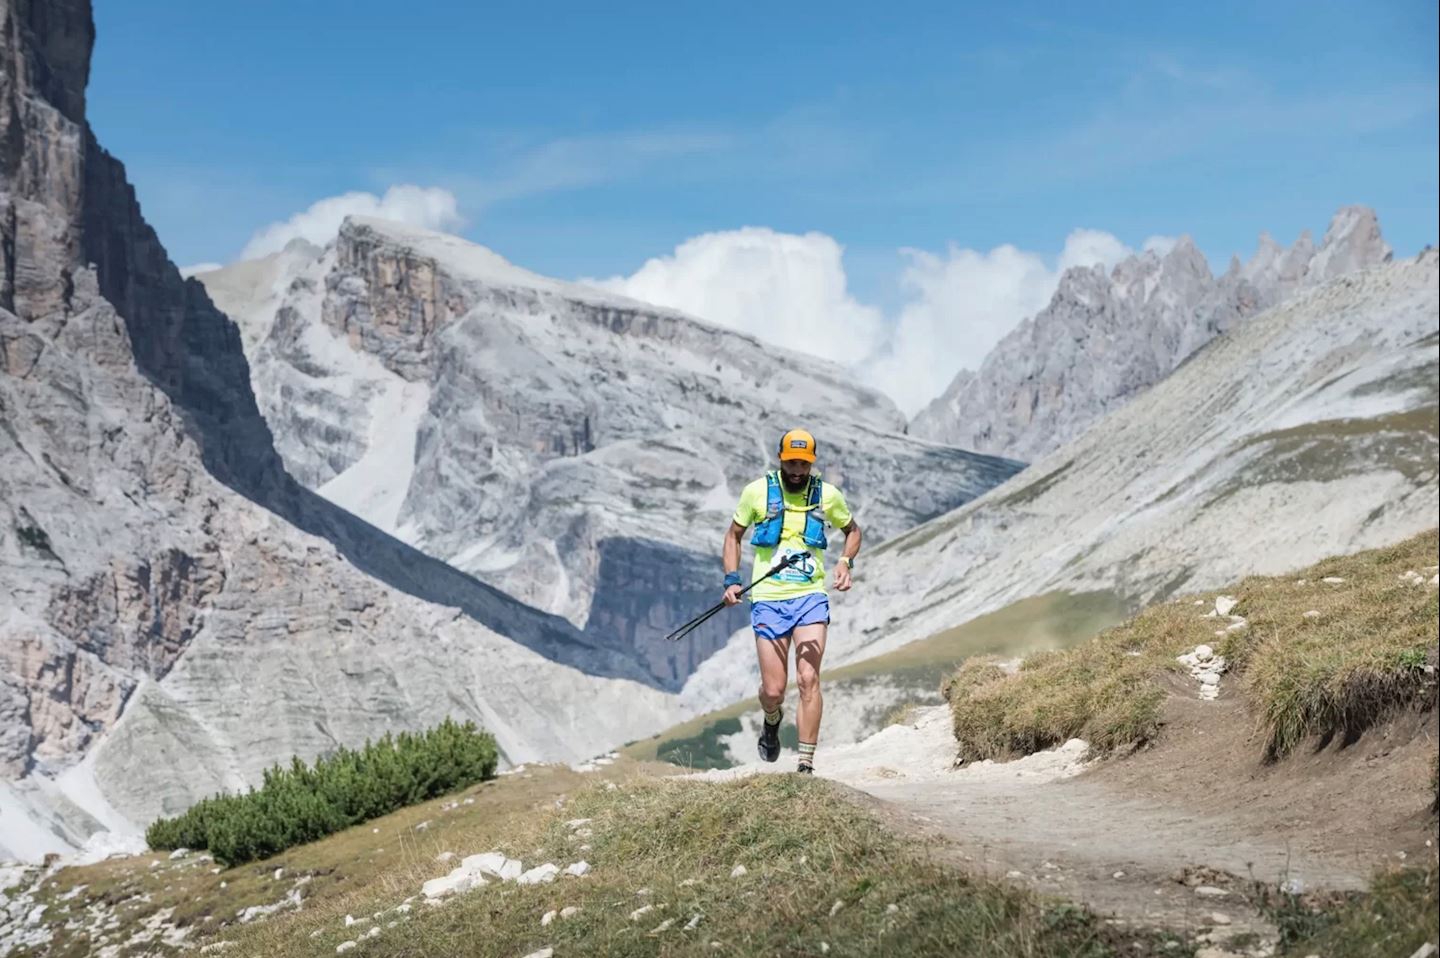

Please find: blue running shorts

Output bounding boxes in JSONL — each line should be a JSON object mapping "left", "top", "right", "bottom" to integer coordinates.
{"left": 751, "top": 594, "right": 831, "bottom": 641}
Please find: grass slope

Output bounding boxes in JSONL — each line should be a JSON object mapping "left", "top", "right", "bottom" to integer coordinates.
{"left": 944, "top": 530, "right": 1439, "bottom": 762}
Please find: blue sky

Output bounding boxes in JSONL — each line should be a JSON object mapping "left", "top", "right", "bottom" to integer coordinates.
{"left": 90, "top": 0, "right": 1437, "bottom": 408}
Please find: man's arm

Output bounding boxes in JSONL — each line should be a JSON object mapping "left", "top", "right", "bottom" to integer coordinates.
{"left": 833, "top": 520, "right": 861, "bottom": 591}
{"left": 722, "top": 521, "right": 746, "bottom": 605}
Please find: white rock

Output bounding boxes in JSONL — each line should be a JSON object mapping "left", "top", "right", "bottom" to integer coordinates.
{"left": 1112, "top": 871, "right": 1125, "bottom": 879}
{"left": 1303, "top": 610, "right": 1321, "bottom": 619}
{"left": 829, "top": 899, "right": 844, "bottom": 916}
{"left": 435, "top": 852, "right": 455, "bottom": 863}
{"left": 1194, "top": 645, "right": 1214, "bottom": 661}
{"left": 1214, "top": 596, "right": 1239, "bottom": 616}
{"left": 541, "top": 910, "right": 556, "bottom": 927}
{"left": 343, "top": 914, "right": 364, "bottom": 927}
{"left": 730, "top": 864, "right": 747, "bottom": 878}
{"left": 560, "top": 906, "right": 581, "bottom": 918}
{"left": 168, "top": 848, "right": 190, "bottom": 860}
{"left": 886, "top": 903, "right": 899, "bottom": 914}
{"left": 336, "top": 943, "right": 356, "bottom": 954}
{"left": 1210, "top": 912, "right": 1232, "bottom": 925}
{"left": 565, "top": 818, "right": 593, "bottom": 828}
{"left": 1199, "top": 673, "right": 1220, "bottom": 687}
{"left": 563, "top": 861, "right": 591, "bottom": 877}
{"left": 1321, "top": 576, "right": 1345, "bottom": 584}
{"left": 679, "top": 878, "right": 701, "bottom": 887}
{"left": 364, "top": 927, "right": 380, "bottom": 940}
{"left": 414, "top": 821, "right": 431, "bottom": 832}
{"left": 1194, "top": 885, "right": 1228, "bottom": 898}
{"left": 273, "top": 868, "right": 284, "bottom": 881}
{"left": 685, "top": 913, "right": 702, "bottom": 930}
{"left": 520, "top": 950, "right": 554, "bottom": 958}
{"left": 516, "top": 863, "right": 560, "bottom": 885}
{"left": 651, "top": 918, "right": 675, "bottom": 933}
{"left": 1005, "top": 870, "right": 1024, "bottom": 879}
{"left": 630, "top": 904, "right": 655, "bottom": 921}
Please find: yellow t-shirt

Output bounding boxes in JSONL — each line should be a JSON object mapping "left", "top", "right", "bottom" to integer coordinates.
{"left": 732, "top": 474, "right": 853, "bottom": 602}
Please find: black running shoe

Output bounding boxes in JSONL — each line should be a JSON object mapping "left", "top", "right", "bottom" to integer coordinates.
{"left": 758, "top": 710, "right": 782, "bottom": 763}
{"left": 796, "top": 764, "right": 814, "bottom": 774}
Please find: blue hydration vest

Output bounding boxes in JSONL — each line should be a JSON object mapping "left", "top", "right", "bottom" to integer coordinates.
{"left": 751, "top": 471, "right": 828, "bottom": 550}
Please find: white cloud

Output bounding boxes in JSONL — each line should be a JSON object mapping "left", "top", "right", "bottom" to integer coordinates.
{"left": 179, "top": 262, "right": 223, "bottom": 278}
{"left": 589, "top": 227, "right": 885, "bottom": 366}
{"left": 600, "top": 226, "right": 1159, "bottom": 417}
{"left": 239, "top": 185, "right": 462, "bottom": 260}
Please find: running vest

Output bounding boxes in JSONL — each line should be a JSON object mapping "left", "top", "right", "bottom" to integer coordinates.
{"left": 751, "top": 471, "right": 828, "bottom": 550}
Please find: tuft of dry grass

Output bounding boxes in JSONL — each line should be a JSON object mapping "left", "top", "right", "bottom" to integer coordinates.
{"left": 944, "top": 530, "right": 1439, "bottom": 763}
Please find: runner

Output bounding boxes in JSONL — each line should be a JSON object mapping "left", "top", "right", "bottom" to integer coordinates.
{"left": 721, "top": 429, "right": 862, "bottom": 773}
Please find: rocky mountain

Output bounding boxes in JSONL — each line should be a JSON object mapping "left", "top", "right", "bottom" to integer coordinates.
{"left": 0, "top": 0, "right": 683, "bottom": 860}
{"left": 689, "top": 248, "right": 1438, "bottom": 713}
{"left": 910, "top": 207, "right": 1394, "bottom": 460}
{"left": 196, "top": 220, "right": 1023, "bottom": 689}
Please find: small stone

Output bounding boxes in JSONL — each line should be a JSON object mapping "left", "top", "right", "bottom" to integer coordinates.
{"left": 1280, "top": 877, "right": 1305, "bottom": 895}
{"left": 1321, "top": 576, "right": 1345, "bottom": 584}
{"left": 336, "top": 944, "right": 356, "bottom": 955}
{"left": 630, "top": 904, "right": 655, "bottom": 921}
{"left": 520, "top": 949, "right": 554, "bottom": 958}
{"left": 685, "top": 913, "right": 702, "bottom": 930}
{"left": 886, "top": 903, "right": 899, "bottom": 914}
{"left": 829, "top": 899, "right": 844, "bottom": 916}
{"left": 1210, "top": 912, "right": 1231, "bottom": 925}
{"left": 730, "top": 864, "right": 747, "bottom": 878}
{"left": 1194, "top": 885, "right": 1228, "bottom": 898}
{"left": 651, "top": 918, "right": 674, "bottom": 933}
{"left": 1194, "top": 645, "right": 1214, "bottom": 661}
{"left": 563, "top": 861, "right": 590, "bottom": 877}
{"left": 560, "top": 906, "right": 581, "bottom": 918}
{"left": 273, "top": 868, "right": 284, "bottom": 881}
{"left": 541, "top": 910, "right": 557, "bottom": 926}
{"left": 1303, "top": 610, "right": 1321, "bottom": 619}
{"left": 1005, "top": 870, "right": 1024, "bottom": 879}
{"left": 435, "top": 852, "right": 454, "bottom": 863}
{"left": 364, "top": 927, "right": 380, "bottom": 940}
{"left": 1112, "top": 871, "right": 1125, "bottom": 879}
{"left": 637, "top": 887, "right": 651, "bottom": 897}
{"left": 372, "top": 828, "right": 379, "bottom": 833}
{"left": 565, "top": 818, "right": 592, "bottom": 828}
{"left": 414, "top": 821, "right": 430, "bottom": 832}
{"left": 821, "top": 944, "right": 830, "bottom": 955}
{"left": 680, "top": 878, "right": 701, "bottom": 887}
{"left": 343, "top": 915, "right": 362, "bottom": 927}
{"left": 1214, "top": 596, "right": 1238, "bottom": 616}
{"left": 516, "top": 863, "right": 560, "bottom": 885}
{"left": 1199, "top": 673, "right": 1220, "bottom": 687}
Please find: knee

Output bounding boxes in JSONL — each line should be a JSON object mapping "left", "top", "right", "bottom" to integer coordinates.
{"left": 760, "top": 678, "right": 786, "bottom": 703}
{"left": 796, "top": 672, "right": 821, "bottom": 701}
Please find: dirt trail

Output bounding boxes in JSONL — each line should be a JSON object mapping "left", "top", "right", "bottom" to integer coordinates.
{"left": 693, "top": 699, "right": 1438, "bottom": 944}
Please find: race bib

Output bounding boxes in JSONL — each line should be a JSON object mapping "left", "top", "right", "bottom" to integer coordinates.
{"left": 773, "top": 547, "right": 818, "bottom": 583}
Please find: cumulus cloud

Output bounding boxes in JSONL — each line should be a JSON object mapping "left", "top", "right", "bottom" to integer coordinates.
{"left": 601, "top": 226, "right": 1172, "bottom": 417}
{"left": 589, "top": 227, "right": 885, "bottom": 366}
{"left": 239, "top": 185, "right": 462, "bottom": 260}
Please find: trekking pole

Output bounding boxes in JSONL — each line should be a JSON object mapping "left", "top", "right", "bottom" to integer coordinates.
{"left": 664, "top": 553, "right": 806, "bottom": 643}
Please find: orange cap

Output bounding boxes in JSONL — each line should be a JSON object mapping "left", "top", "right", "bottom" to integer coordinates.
{"left": 778, "top": 428, "right": 817, "bottom": 463}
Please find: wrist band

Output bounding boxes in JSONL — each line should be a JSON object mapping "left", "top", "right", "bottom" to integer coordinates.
{"left": 723, "top": 572, "right": 743, "bottom": 588}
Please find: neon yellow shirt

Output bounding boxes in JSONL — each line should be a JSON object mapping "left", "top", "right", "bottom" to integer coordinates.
{"left": 731, "top": 475, "right": 853, "bottom": 602}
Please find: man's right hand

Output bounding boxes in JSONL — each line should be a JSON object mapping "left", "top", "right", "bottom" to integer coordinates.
{"left": 722, "top": 585, "right": 743, "bottom": 606}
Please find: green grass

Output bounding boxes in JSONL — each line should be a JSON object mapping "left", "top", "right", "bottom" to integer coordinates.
{"left": 944, "top": 530, "right": 1439, "bottom": 762}
{"left": 624, "top": 590, "right": 1127, "bottom": 766}
{"left": 222, "top": 774, "right": 1192, "bottom": 958}
{"left": 1263, "top": 862, "right": 1439, "bottom": 956}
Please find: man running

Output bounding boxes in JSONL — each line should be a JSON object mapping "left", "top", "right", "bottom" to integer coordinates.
{"left": 722, "top": 428, "right": 862, "bottom": 774}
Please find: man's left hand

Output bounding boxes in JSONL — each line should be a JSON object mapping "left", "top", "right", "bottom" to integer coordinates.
{"left": 833, "top": 560, "right": 853, "bottom": 592}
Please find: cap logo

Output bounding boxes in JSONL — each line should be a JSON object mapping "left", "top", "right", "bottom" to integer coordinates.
{"left": 789, "top": 439, "right": 809, "bottom": 448}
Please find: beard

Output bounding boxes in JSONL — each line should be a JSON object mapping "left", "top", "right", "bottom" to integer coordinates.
{"left": 780, "top": 472, "right": 809, "bottom": 492}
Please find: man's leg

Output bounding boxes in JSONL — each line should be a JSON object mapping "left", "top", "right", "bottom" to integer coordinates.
{"left": 792, "top": 622, "right": 827, "bottom": 772}
{"left": 755, "top": 633, "right": 791, "bottom": 762}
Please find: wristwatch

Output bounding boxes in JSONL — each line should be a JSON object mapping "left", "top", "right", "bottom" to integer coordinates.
{"left": 838, "top": 555, "right": 855, "bottom": 570}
